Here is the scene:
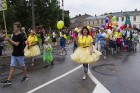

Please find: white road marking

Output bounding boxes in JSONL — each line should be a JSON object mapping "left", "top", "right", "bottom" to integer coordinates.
{"left": 26, "top": 65, "right": 82, "bottom": 93}
{"left": 27, "top": 64, "right": 110, "bottom": 93}
{"left": 88, "top": 68, "right": 110, "bottom": 93}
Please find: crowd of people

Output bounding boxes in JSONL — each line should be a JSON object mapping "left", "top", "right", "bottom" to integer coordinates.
{"left": 0, "top": 21, "right": 140, "bottom": 85}
{"left": 71, "top": 26, "right": 140, "bottom": 58}
{"left": 0, "top": 21, "right": 70, "bottom": 85}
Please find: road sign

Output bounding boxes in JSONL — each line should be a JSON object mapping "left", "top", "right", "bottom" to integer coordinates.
{"left": 0, "top": 0, "right": 7, "bottom": 11}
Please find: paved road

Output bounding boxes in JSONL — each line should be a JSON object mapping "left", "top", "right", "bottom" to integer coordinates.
{"left": 90, "top": 47, "right": 140, "bottom": 93}
{"left": 0, "top": 45, "right": 96, "bottom": 93}
{"left": 1, "top": 44, "right": 140, "bottom": 93}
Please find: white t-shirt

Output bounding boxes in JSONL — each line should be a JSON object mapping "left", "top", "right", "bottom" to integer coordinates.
{"left": 121, "top": 30, "right": 126, "bottom": 36}
{"left": 101, "top": 32, "right": 106, "bottom": 37}
{"left": 43, "top": 44, "right": 51, "bottom": 52}
{"left": 60, "top": 32, "right": 62, "bottom": 37}
{"left": 127, "top": 31, "right": 130, "bottom": 38}
{"left": 52, "top": 32, "right": 56, "bottom": 38}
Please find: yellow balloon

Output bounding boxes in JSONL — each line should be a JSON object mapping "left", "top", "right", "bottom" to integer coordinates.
{"left": 74, "top": 27, "right": 79, "bottom": 32}
{"left": 57, "top": 21, "right": 64, "bottom": 29}
{"left": 87, "top": 26, "right": 91, "bottom": 30}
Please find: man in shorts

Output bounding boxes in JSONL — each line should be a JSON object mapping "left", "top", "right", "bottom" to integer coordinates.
{"left": 1, "top": 22, "right": 28, "bottom": 85}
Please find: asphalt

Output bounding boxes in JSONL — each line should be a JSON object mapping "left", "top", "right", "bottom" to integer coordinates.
{"left": 0, "top": 44, "right": 96, "bottom": 93}
{"left": 1, "top": 44, "right": 140, "bottom": 93}
{"left": 90, "top": 46, "right": 140, "bottom": 93}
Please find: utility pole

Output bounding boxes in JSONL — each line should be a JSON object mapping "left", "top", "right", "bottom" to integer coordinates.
{"left": 31, "top": 0, "right": 35, "bottom": 29}
{"left": 62, "top": 0, "right": 64, "bottom": 21}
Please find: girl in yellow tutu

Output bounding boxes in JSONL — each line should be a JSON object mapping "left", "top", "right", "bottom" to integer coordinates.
{"left": 24, "top": 30, "right": 41, "bottom": 66}
{"left": 71, "top": 26, "right": 102, "bottom": 80}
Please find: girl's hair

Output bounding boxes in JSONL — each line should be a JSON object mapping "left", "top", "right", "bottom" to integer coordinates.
{"left": 81, "top": 26, "right": 89, "bottom": 35}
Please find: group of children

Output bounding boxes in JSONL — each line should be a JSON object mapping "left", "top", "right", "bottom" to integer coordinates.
{"left": 71, "top": 27, "right": 140, "bottom": 59}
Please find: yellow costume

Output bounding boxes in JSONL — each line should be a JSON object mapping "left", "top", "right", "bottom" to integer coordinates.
{"left": 24, "top": 35, "right": 41, "bottom": 57}
{"left": 71, "top": 35, "right": 101, "bottom": 64}
{"left": 116, "top": 32, "right": 122, "bottom": 38}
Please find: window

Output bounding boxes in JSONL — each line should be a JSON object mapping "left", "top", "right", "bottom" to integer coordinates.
{"left": 117, "top": 17, "right": 119, "bottom": 21}
{"left": 122, "top": 17, "right": 124, "bottom": 21}
{"left": 133, "top": 24, "right": 136, "bottom": 28}
{"left": 133, "top": 16, "right": 136, "bottom": 21}
{"left": 101, "top": 20, "right": 103, "bottom": 24}
{"left": 97, "top": 20, "right": 99, "bottom": 24}
{"left": 93, "top": 21, "right": 94, "bottom": 24}
{"left": 89, "top": 21, "right": 90, "bottom": 25}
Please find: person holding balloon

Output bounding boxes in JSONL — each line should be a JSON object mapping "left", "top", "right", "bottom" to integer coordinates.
{"left": 71, "top": 26, "right": 101, "bottom": 80}
{"left": 60, "top": 31, "right": 67, "bottom": 56}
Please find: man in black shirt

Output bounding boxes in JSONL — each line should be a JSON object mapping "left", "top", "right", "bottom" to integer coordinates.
{"left": 1, "top": 22, "right": 28, "bottom": 85}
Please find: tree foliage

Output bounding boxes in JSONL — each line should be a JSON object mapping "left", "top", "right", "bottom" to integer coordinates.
{"left": 0, "top": 0, "right": 70, "bottom": 33}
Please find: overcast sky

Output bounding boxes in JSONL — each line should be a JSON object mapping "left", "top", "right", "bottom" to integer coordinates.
{"left": 61, "top": 0, "right": 140, "bottom": 17}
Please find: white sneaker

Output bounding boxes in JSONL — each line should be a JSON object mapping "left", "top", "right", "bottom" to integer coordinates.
{"left": 60, "top": 53, "right": 63, "bottom": 56}
{"left": 83, "top": 75, "right": 86, "bottom": 80}
{"left": 104, "top": 56, "right": 106, "bottom": 59}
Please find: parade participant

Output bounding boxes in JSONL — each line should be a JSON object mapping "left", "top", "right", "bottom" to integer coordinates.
{"left": 109, "top": 34, "right": 117, "bottom": 56}
{"left": 72, "top": 29, "right": 78, "bottom": 52}
{"left": 24, "top": 30, "right": 41, "bottom": 66}
{"left": 94, "top": 30, "right": 100, "bottom": 51}
{"left": 116, "top": 29, "right": 122, "bottom": 51}
{"left": 21, "top": 27, "right": 27, "bottom": 48}
{"left": 43, "top": 37, "right": 53, "bottom": 68}
{"left": 105, "top": 29, "right": 110, "bottom": 51}
{"left": 60, "top": 31, "right": 67, "bottom": 56}
{"left": 71, "top": 26, "right": 101, "bottom": 80}
{"left": 39, "top": 26, "right": 45, "bottom": 46}
{"left": 100, "top": 28, "right": 107, "bottom": 59}
{"left": 132, "top": 30, "right": 138, "bottom": 50}
{"left": 52, "top": 31, "right": 57, "bottom": 46}
{"left": 0, "top": 30, "right": 4, "bottom": 56}
{"left": 124, "top": 28, "right": 133, "bottom": 51}
{"left": 1, "top": 22, "right": 28, "bottom": 85}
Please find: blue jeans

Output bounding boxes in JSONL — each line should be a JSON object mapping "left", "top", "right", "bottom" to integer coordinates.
{"left": 83, "top": 64, "right": 88, "bottom": 73}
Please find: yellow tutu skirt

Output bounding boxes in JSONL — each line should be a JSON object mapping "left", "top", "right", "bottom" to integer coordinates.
{"left": 24, "top": 45, "right": 41, "bottom": 57}
{"left": 71, "top": 47, "right": 102, "bottom": 64}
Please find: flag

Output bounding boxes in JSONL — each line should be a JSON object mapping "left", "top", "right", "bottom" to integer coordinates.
{"left": 0, "top": 0, "right": 7, "bottom": 11}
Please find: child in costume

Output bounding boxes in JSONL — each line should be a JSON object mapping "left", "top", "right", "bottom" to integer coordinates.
{"left": 24, "top": 30, "right": 41, "bottom": 66}
{"left": 71, "top": 26, "right": 101, "bottom": 80}
{"left": 60, "top": 31, "right": 67, "bottom": 56}
{"left": 116, "top": 29, "right": 122, "bottom": 51}
{"left": 43, "top": 37, "right": 53, "bottom": 68}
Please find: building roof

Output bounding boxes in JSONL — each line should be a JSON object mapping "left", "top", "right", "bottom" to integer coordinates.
{"left": 108, "top": 10, "right": 140, "bottom": 17}
{"left": 71, "top": 14, "right": 93, "bottom": 20}
{"left": 84, "top": 10, "right": 140, "bottom": 21}
{"left": 84, "top": 15, "right": 106, "bottom": 21}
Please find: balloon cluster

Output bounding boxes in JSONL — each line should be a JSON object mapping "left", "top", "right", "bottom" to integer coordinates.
{"left": 105, "top": 15, "right": 118, "bottom": 29}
